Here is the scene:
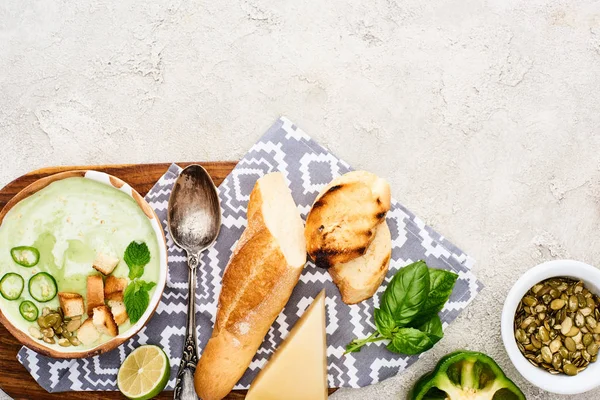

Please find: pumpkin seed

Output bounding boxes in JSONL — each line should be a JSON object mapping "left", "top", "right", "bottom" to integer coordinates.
{"left": 549, "top": 338, "right": 562, "bottom": 353}
{"left": 561, "top": 317, "right": 573, "bottom": 335}
{"left": 516, "top": 329, "right": 528, "bottom": 343}
{"left": 581, "top": 307, "right": 592, "bottom": 317}
{"left": 568, "top": 295, "right": 579, "bottom": 312}
{"left": 551, "top": 299, "right": 566, "bottom": 310}
{"left": 583, "top": 333, "right": 594, "bottom": 347}
{"left": 586, "top": 316, "right": 597, "bottom": 329}
{"left": 565, "top": 327, "right": 580, "bottom": 337}
{"left": 575, "top": 312, "right": 585, "bottom": 327}
{"left": 523, "top": 296, "right": 537, "bottom": 306}
{"left": 542, "top": 346, "right": 553, "bottom": 363}
{"left": 552, "top": 353, "right": 563, "bottom": 369}
{"left": 564, "top": 363, "right": 578, "bottom": 376}
{"left": 28, "top": 326, "right": 43, "bottom": 340}
{"left": 539, "top": 326, "right": 550, "bottom": 342}
{"left": 42, "top": 336, "right": 55, "bottom": 344}
{"left": 587, "top": 343, "right": 599, "bottom": 356}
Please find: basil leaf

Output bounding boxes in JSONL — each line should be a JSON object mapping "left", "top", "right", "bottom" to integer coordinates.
{"left": 387, "top": 328, "right": 436, "bottom": 355}
{"left": 410, "top": 269, "right": 458, "bottom": 327}
{"left": 380, "top": 261, "right": 430, "bottom": 327}
{"left": 374, "top": 308, "right": 396, "bottom": 338}
{"left": 417, "top": 314, "right": 444, "bottom": 341}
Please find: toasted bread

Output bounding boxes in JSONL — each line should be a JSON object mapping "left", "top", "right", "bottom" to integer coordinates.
{"left": 106, "top": 291, "right": 124, "bottom": 303}
{"left": 329, "top": 220, "right": 392, "bottom": 304}
{"left": 92, "top": 305, "right": 118, "bottom": 337}
{"left": 107, "top": 299, "right": 128, "bottom": 325}
{"left": 104, "top": 276, "right": 127, "bottom": 297}
{"left": 57, "top": 292, "right": 85, "bottom": 318}
{"left": 78, "top": 319, "right": 100, "bottom": 345}
{"left": 305, "top": 171, "right": 391, "bottom": 269}
{"left": 86, "top": 275, "right": 104, "bottom": 316}
{"left": 92, "top": 252, "right": 119, "bottom": 275}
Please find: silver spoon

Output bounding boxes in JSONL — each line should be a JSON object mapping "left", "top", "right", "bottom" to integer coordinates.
{"left": 168, "top": 165, "right": 221, "bottom": 400}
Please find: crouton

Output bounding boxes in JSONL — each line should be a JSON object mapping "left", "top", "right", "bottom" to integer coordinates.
{"left": 92, "top": 252, "right": 120, "bottom": 275}
{"left": 104, "top": 276, "right": 127, "bottom": 297}
{"left": 86, "top": 275, "right": 104, "bottom": 316}
{"left": 106, "top": 291, "right": 124, "bottom": 302}
{"left": 57, "top": 292, "right": 84, "bottom": 318}
{"left": 92, "top": 305, "right": 118, "bottom": 337}
{"left": 107, "top": 299, "right": 128, "bottom": 325}
{"left": 78, "top": 319, "right": 100, "bottom": 345}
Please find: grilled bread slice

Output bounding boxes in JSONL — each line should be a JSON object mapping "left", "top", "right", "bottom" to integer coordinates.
{"left": 329, "top": 220, "right": 392, "bottom": 304}
{"left": 305, "top": 171, "right": 391, "bottom": 269}
{"left": 194, "top": 172, "right": 306, "bottom": 400}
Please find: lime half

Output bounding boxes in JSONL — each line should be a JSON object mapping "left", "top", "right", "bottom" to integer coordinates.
{"left": 117, "top": 345, "right": 171, "bottom": 400}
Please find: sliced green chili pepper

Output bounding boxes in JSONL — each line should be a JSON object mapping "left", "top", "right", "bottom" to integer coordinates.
{"left": 28, "top": 272, "right": 57, "bottom": 303}
{"left": 0, "top": 272, "right": 24, "bottom": 300}
{"left": 409, "top": 351, "right": 525, "bottom": 400}
{"left": 10, "top": 246, "right": 40, "bottom": 267}
{"left": 19, "top": 300, "right": 38, "bottom": 322}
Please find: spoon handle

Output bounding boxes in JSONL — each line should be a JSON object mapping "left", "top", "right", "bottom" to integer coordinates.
{"left": 174, "top": 254, "right": 200, "bottom": 400}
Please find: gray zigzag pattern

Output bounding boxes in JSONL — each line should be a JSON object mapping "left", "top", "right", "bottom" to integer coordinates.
{"left": 18, "top": 117, "right": 482, "bottom": 392}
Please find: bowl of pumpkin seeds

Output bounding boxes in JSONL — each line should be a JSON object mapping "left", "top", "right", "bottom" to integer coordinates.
{"left": 502, "top": 259, "right": 600, "bottom": 395}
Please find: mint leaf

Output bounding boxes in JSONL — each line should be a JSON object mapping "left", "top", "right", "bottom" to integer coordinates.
{"left": 387, "top": 328, "right": 436, "bottom": 355}
{"left": 124, "top": 241, "right": 151, "bottom": 280}
{"left": 374, "top": 308, "right": 396, "bottom": 338}
{"left": 410, "top": 269, "right": 458, "bottom": 327}
{"left": 380, "top": 261, "right": 430, "bottom": 327}
{"left": 123, "top": 279, "right": 155, "bottom": 323}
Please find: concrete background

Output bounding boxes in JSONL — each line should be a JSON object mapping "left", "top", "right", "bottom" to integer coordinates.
{"left": 2, "top": 0, "right": 600, "bottom": 398}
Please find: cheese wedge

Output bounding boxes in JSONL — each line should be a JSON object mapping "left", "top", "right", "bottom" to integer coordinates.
{"left": 246, "top": 290, "right": 328, "bottom": 400}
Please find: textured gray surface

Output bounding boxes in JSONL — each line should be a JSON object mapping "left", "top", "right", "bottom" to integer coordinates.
{"left": 1, "top": 0, "right": 600, "bottom": 398}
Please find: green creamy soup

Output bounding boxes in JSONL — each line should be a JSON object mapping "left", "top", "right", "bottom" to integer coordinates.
{"left": 0, "top": 177, "right": 160, "bottom": 350}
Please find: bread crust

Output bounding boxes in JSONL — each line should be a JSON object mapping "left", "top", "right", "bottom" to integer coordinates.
{"left": 194, "top": 173, "right": 306, "bottom": 400}
{"left": 305, "top": 171, "right": 391, "bottom": 269}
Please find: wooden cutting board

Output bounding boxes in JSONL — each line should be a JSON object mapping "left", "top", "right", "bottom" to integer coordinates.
{"left": 0, "top": 163, "right": 338, "bottom": 400}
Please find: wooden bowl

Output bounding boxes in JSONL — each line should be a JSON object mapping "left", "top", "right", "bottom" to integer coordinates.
{"left": 0, "top": 170, "right": 168, "bottom": 358}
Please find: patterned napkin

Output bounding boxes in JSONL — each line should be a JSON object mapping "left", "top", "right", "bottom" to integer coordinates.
{"left": 17, "top": 117, "right": 482, "bottom": 392}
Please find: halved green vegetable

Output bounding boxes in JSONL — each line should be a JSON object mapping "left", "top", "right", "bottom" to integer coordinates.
{"left": 28, "top": 272, "right": 57, "bottom": 302}
{"left": 409, "top": 351, "right": 525, "bottom": 400}
{"left": 10, "top": 246, "right": 40, "bottom": 267}
{"left": 19, "top": 300, "right": 38, "bottom": 322}
{"left": 0, "top": 272, "right": 24, "bottom": 300}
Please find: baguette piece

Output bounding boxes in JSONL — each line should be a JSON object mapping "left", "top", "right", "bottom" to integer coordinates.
{"left": 92, "top": 252, "right": 119, "bottom": 275}
{"left": 329, "top": 220, "right": 392, "bottom": 304}
{"left": 57, "top": 292, "right": 85, "bottom": 318}
{"left": 86, "top": 275, "right": 105, "bottom": 316}
{"left": 194, "top": 172, "right": 307, "bottom": 400}
{"left": 92, "top": 305, "right": 118, "bottom": 337}
{"left": 305, "top": 171, "right": 391, "bottom": 269}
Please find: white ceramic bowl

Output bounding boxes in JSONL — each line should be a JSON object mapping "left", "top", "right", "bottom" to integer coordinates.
{"left": 501, "top": 259, "right": 600, "bottom": 395}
